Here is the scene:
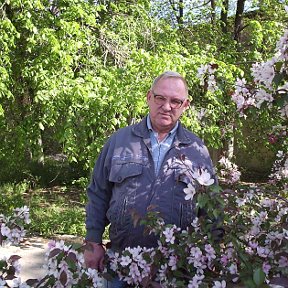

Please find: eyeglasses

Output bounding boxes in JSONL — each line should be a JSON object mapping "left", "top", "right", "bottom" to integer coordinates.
{"left": 152, "top": 93, "right": 185, "bottom": 109}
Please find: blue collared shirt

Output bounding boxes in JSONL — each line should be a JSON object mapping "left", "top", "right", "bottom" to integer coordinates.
{"left": 147, "top": 115, "right": 178, "bottom": 175}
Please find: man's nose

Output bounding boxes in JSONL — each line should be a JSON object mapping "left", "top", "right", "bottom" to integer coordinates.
{"left": 162, "top": 100, "right": 172, "bottom": 111}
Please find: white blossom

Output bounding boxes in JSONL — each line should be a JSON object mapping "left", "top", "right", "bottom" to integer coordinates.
{"left": 183, "top": 183, "right": 196, "bottom": 200}
{"left": 192, "top": 168, "right": 215, "bottom": 186}
{"left": 212, "top": 280, "right": 226, "bottom": 288}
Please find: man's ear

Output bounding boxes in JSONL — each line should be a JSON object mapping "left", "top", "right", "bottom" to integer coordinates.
{"left": 183, "top": 99, "right": 190, "bottom": 111}
{"left": 146, "top": 90, "right": 152, "bottom": 102}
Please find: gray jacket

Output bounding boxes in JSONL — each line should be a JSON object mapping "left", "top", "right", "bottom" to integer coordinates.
{"left": 85, "top": 116, "right": 215, "bottom": 251}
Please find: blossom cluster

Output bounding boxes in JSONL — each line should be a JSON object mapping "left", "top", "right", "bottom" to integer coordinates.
{"left": 166, "top": 156, "right": 215, "bottom": 188}
{"left": 107, "top": 181, "right": 288, "bottom": 287}
{"left": 0, "top": 207, "right": 32, "bottom": 288}
{"left": 226, "top": 185, "right": 288, "bottom": 282}
{"left": 217, "top": 156, "right": 241, "bottom": 185}
{"left": 107, "top": 218, "right": 226, "bottom": 288}
{"left": 269, "top": 149, "right": 288, "bottom": 191}
{"left": 107, "top": 246, "right": 155, "bottom": 286}
{"left": 195, "top": 24, "right": 288, "bottom": 119}
{"left": 0, "top": 206, "right": 30, "bottom": 246}
{"left": 42, "top": 240, "right": 103, "bottom": 287}
{"left": 1, "top": 239, "right": 104, "bottom": 288}
{"left": 0, "top": 255, "right": 22, "bottom": 288}
{"left": 196, "top": 63, "right": 218, "bottom": 93}
{"left": 230, "top": 27, "right": 288, "bottom": 117}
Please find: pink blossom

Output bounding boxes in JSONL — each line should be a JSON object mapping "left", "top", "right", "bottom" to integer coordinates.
{"left": 248, "top": 241, "right": 258, "bottom": 249}
{"left": 256, "top": 246, "right": 270, "bottom": 258}
{"left": 251, "top": 60, "right": 275, "bottom": 89}
{"left": 220, "top": 255, "right": 229, "bottom": 266}
{"left": 278, "top": 256, "right": 288, "bottom": 267}
{"left": 47, "top": 240, "right": 57, "bottom": 249}
{"left": 262, "top": 262, "right": 271, "bottom": 275}
{"left": 205, "top": 244, "right": 216, "bottom": 261}
{"left": 188, "top": 273, "right": 205, "bottom": 288}
{"left": 120, "top": 255, "right": 132, "bottom": 266}
{"left": 162, "top": 226, "right": 179, "bottom": 244}
{"left": 228, "top": 263, "right": 238, "bottom": 275}
{"left": 168, "top": 255, "right": 177, "bottom": 270}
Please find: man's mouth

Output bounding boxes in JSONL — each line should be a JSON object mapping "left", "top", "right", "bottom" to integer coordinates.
{"left": 160, "top": 113, "right": 171, "bottom": 117}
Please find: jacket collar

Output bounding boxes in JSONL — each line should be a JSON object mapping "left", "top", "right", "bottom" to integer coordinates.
{"left": 132, "top": 115, "right": 192, "bottom": 145}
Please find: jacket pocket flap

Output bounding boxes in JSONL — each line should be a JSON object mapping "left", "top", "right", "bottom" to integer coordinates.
{"left": 109, "top": 161, "right": 143, "bottom": 183}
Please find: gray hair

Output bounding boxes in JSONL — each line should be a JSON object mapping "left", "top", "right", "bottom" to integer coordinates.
{"left": 151, "top": 71, "right": 188, "bottom": 96}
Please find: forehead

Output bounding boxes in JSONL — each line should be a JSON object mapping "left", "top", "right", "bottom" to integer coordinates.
{"left": 153, "top": 77, "right": 187, "bottom": 96}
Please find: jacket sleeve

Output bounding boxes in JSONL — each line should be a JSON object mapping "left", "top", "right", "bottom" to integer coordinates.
{"left": 85, "top": 137, "right": 113, "bottom": 243}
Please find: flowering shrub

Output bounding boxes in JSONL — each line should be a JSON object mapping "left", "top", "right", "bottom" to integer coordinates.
{"left": 226, "top": 23, "right": 288, "bottom": 119}
{"left": 1, "top": 178, "right": 287, "bottom": 288}
{"left": 107, "top": 246, "right": 155, "bottom": 286}
{"left": 0, "top": 255, "right": 21, "bottom": 287}
{"left": 194, "top": 21, "right": 288, "bottom": 287}
{"left": 105, "top": 176, "right": 287, "bottom": 288}
{"left": 222, "top": 184, "right": 288, "bottom": 286}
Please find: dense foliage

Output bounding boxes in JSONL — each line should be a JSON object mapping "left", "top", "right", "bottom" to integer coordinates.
{"left": 1, "top": 0, "right": 287, "bottom": 184}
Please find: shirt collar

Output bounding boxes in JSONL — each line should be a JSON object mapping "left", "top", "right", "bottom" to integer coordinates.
{"left": 147, "top": 114, "right": 178, "bottom": 135}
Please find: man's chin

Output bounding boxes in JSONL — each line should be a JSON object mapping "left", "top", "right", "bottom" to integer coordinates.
{"left": 157, "top": 120, "right": 174, "bottom": 129}
{"left": 159, "top": 114, "right": 172, "bottom": 121}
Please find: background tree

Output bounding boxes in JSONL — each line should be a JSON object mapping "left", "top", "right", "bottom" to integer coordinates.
{"left": 0, "top": 0, "right": 287, "bottom": 184}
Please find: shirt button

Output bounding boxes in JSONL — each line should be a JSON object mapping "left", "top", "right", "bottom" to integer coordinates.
{"left": 118, "top": 176, "right": 122, "bottom": 182}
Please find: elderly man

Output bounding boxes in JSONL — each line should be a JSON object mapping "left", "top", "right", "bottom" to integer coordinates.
{"left": 84, "top": 71, "right": 216, "bottom": 287}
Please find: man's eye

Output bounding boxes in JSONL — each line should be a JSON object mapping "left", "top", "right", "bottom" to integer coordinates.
{"left": 156, "top": 95, "right": 166, "bottom": 101}
{"left": 172, "top": 99, "right": 182, "bottom": 105}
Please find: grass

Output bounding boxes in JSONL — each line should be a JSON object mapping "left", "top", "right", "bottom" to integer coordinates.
{"left": 1, "top": 180, "right": 109, "bottom": 240}
{"left": 28, "top": 186, "right": 86, "bottom": 237}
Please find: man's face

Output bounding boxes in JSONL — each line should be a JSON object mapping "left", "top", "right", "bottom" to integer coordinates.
{"left": 147, "top": 77, "right": 189, "bottom": 134}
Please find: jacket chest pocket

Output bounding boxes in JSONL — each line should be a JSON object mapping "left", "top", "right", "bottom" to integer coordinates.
{"left": 109, "top": 157, "right": 147, "bottom": 187}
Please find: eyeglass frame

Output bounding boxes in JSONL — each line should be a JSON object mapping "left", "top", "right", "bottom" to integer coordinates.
{"left": 151, "top": 92, "right": 186, "bottom": 109}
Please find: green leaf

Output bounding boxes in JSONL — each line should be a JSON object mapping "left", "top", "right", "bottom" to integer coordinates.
{"left": 197, "top": 194, "right": 209, "bottom": 208}
{"left": 253, "top": 268, "right": 265, "bottom": 287}
{"left": 210, "top": 184, "right": 222, "bottom": 193}
{"left": 275, "top": 61, "right": 283, "bottom": 73}
{"left": 273, "top": 73, "right": 284, "bottom": 86}
{"left": 276, "top": 92, "right": 288, "bottom": 107}
{"left": 243, "top": 278, "right": 257, "bottom": 288}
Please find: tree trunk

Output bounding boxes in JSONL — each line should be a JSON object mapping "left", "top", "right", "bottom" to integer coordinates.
{"left": 234, "top": 0, "right": 245, "bottom": 42}
{"left": 210, "top": 0, "right": 216, "bottom": 25}
{"left": 177, "top": 0, "right": 184, "bottom": 27}
{"left": 168, "top": 0, "right": 184, "bottom": 27}
{"left": 220, "top": 0, "right": 229, "bottom": 33}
